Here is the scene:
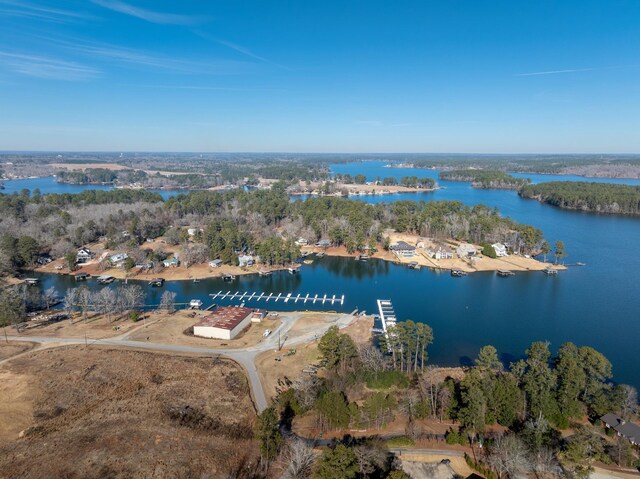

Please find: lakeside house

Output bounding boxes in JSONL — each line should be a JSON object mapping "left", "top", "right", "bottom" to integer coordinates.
{"left": 492, "top": 243, "right": 508, "bottom": 257}
{"left": 389, "top": 241, "right": 416, "bottom": 257}
{"left": 428, "top": 245, "right": 453, "bottom": 260}
{"left": 315, "top": 239, "right": 331, "bottom": 248}
{"left": 109, "top": 253, "right": 128, "bottom": 267}
{"left": 238, "top": 255, "right": 254, "bottom": 267}
{"left": 601, "top": 413, "right": 640, "bottom": 445}
{"left": 209, "top": 259, "right": 223, "bottom": 268}
{"left": 163, "top": 257, "right": 180, "bottom": 268}
{"left": 76, "top": 247, "right": 94, "bottom": 264}
{"left": 295, "top": 237, "right": 308, "bottom": 246}
{"left": 456, "top": 243, "right": 477, "bottom": 258}
{"left": 37, "top": 255, "right": 52, "bottom": 266}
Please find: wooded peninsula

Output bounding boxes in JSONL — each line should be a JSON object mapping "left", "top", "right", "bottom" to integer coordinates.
{"left": 519, "top": 181, "right": 640, "bottom": 215}
{"left": 439, "top": 170, "right": 530, "bottom": 189}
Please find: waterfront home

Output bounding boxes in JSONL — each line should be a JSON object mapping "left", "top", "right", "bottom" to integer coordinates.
{"left": 37, "top": 255, "right": 52, "bottom": 266}
{"left": 601, "top": 413, "right": 640, "bottom": 445}
{"left": 389, "top": 241, "right": 416, "bottom": 257}
{"left": 108, "top": 253, "right": 129, "bottom": 268}
{"left": 428, "top": 245, "right": 453, "bottom": 260}
{"left": 238, "top": 255, "right": 254, "bottom": 267}
{"left": 163, "top": 257, "right": 180, "bottom": 268}
{"left": 76, "top": 247, "right": 94, "bottom": 264}
{"left": 492, "top": 243, "right": 508, "bottom": 257}
{"left": 315, "top": 239, "right": 331, "bottom": 248}
{"left": 456, "top": 243, "right": 477, "bottom": 258}
{"left": 209, "top": 259, "right": 223, "bottom": 268}
{"left": 295, "top": 237, "right": 308, "bottom": 246}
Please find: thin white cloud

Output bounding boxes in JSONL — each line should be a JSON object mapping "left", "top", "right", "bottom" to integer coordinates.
{"left": 0, "top": 0, "right": 91, "bottom": 22}
{"left": 0, "top": 51, "right": 100, "bottom": 80}
{"left": 45, "top": 37, "right": 250, "bottom": 74}
{"left": 515, "top": 68, "right": 595, "bottom": 77}
{"left": 193, "top": 30, "right": 288, "bottom": 70}
{"left": 91, "top": 0, "right": 201, "bottom": 25}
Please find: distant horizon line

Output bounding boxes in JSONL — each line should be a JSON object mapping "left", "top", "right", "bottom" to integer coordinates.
{"left": 2, "top": 150, "right": 640, "bottom": 156}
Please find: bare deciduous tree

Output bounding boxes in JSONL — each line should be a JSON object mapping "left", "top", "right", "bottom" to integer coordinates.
{"left": 487, "top": 434, "right": 532, "bottom": 479}
{"left": 278, "top": 438, "right": 315, "bottom": 479}
{"left": 159, "top": 290, "right": 177, "bottom": 314}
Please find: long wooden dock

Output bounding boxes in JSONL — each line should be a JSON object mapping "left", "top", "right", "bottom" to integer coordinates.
{"left": 208, "top": 290, "right": 345, "bottom": 306}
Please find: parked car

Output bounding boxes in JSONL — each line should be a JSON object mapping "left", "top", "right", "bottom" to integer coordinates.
{"left": 263, "top": 329, "right": 272, "bottom": 337}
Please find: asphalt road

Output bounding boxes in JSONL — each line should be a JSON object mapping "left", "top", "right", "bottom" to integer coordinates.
{"left": 3, "top": 312, "right": 358, "bottom": 413}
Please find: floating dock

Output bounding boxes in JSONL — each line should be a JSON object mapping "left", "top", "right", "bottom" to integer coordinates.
{"left": 208, "top": 290, "right": 344, "bottom": 306}
{"left": 497, "top": 270, "right": 515, "bottom": 277}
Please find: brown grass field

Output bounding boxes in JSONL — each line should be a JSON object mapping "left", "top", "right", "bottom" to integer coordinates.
{"left": 0, "top": 346, "right": 260, "bottom": 479}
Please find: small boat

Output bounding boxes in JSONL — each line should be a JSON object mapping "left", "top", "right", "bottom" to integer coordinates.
{"left": 301, "top": 251, "right": 310, "bottom": 258}
{"left": 451, "top": 269, "right": 467, "bottom": 277}
{"left": 189, "top": 299, "right": 203, "bottom": 309}
{"left": 258, "top": 270, "right": 272, "bottom": 277}
{"left": 497, "top": 270, "right": 515, "bottom": 277}
{"left": 303, "top": 259, "right": 313, "bottom": 265}
{"left": 24, "top": 277, "right": 40, "bottom": 285}
{"left": 576, "top": 262, "right": 586, "bottom": 266}
{"left": 288, "top": 267, "right": 298, "bottom": 274}
{"left": 543, "top": 268, "right": 558, "bottom": 276}
{"left": 315, "top": 252, "right": 325, "bottom": 258}
{"left": 222, "top": 274, "right": 236, "bottom": 281}
{"left": 193, "top": 278, "right": 201, "bottom": 283}
{"left": 149, "top": 278, "right": 165, "bottom": 286}
{"left": 97, "top": 275, "right": 115, "bottom": 284}
{"left": 408, "top": 262, "right": 420, "bottom": 270}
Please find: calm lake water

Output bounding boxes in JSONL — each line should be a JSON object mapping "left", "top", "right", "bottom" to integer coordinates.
{"left": 11, "top": 163, "right": 640, "bottom": 388}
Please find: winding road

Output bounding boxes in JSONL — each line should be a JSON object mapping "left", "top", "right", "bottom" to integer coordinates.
{"left": 3, "top": 312, "right": 358, "bottom": 413}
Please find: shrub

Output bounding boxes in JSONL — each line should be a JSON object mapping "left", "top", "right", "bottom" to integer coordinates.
{"left": 464, "top": 453, "right": 497, "bottom": 479}
{"left": 363, "top": 370, "right": 409, "bottom": 389}
{"left": 130, "top": 311, "right": 140, "bottom": 322}
{"left": 386, "top": 436, "right": 415, "bottom": 447}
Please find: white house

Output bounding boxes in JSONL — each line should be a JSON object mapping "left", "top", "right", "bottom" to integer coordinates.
{"left": 295, "top": 237, "right": 308, "bottom": 246}
{"left": 209, "top": 259, "right": 223, "bottom": 268}
{"left": 456, "top": 243, "right": 477, "bottom": 258}
{"left": 193, "top": 306, "right": 254, "bottom": 340}
{"left": 76, "top": 247, "right": 94, "bottom": 264}
{"left": 109, "top": 253, "right": 128, "bottom": 264}
{"left": 428, "top": 246, "right": 453, "bottom": 260}
{"left": 389, "top": 241, "right": 416, "bottom": 257}
{"left": 492, "top": 243, "right": 508, "bottom": 257}
{"left": 238, "top": 255, "right": 254, "bottom": 267}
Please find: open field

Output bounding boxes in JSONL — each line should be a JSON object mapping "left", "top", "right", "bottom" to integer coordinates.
{"left": 18, "top": 312, "right": 146, "bottom": 340}
{"left": 290, "top": 180, "right": 437, "bottom": 197}
{"left": 0, "top": 341, "right": 36, "bottom": 361}
{"left": 0, "top": 346, "right": 259, "bottom": 479}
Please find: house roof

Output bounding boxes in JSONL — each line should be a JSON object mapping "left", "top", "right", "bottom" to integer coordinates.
{"left": 195, "top": 306, "right": 254, "bottom": 331}
{"left": 601, "top": 413, "right": 640, "bottom": 443}
{"left": 389, "top": 241, "right": 416, "bottom": 251}
{"left": 617, "top": 422, "right": 640, "bottom": 443}
{"left": 601, "top": 413, "right": 622, "bottom": 427}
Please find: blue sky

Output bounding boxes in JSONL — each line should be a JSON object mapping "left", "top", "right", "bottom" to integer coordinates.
{"left": 1, "top": 0, "right": 639, "bottom": 153}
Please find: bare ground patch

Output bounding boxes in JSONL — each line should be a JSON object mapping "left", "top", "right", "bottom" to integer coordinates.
{"left": 0, "top": 346, "right": 259, "bottom": 479}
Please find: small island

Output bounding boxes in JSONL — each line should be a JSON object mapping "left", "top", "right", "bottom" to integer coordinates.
{"left": 519, "top": 181, "right": 640, "bottom": 215}
{"left": 439, "top": 169, "right": 530, "bottom": 189}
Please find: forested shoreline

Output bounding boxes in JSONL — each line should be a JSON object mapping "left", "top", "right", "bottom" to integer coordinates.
{"left": 439, "top": 170, "right": 530, "bottom": 189}
{"left": 519, "top": 182, "right": 640, "bottom": 215}
{"left": 0, "top": 186, "right": 548, "bottom": 276}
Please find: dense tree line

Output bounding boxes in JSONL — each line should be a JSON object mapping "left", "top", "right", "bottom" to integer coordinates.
{"left": 439, "top": 170, "right": 530, "bottom": 189}
{"left": 269, "top": 327, "right": 640, "bottom": 477}
{"left": 519, "top": 181, "right": 640, "bottom": 215}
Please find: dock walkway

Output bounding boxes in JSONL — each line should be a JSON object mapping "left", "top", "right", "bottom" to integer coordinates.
{"left": 208, "top": 290, "right": 345, "bottom": 306}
